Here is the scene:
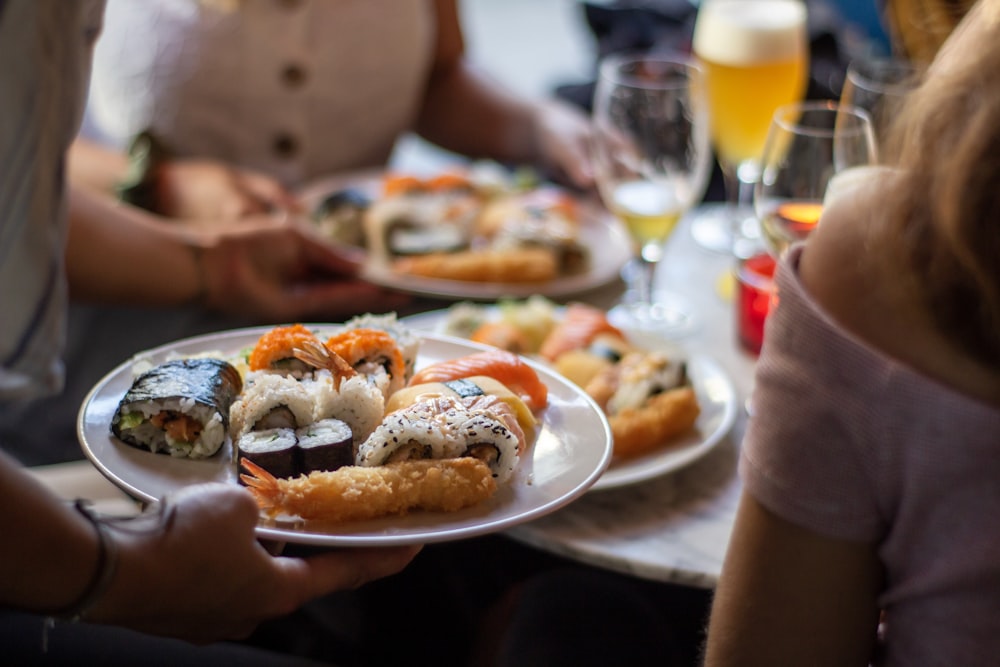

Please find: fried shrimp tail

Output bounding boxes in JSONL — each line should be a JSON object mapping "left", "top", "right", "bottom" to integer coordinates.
{"left": 240, "top": 458, "right": 497, "bottom": 522}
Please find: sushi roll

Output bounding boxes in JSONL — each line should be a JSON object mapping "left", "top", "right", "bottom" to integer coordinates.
{"left": 295, "top": 418, "right": 354, "bottom": 474}
{"left": 111, "top": 358, "right": 242, "bottom": 459}
{"left": 312, "top": 187, "right": 371, "bottom": 247}
{"left": 357, "top": 396, "right": 521, "bottom": 483}
{"left": 340, "top": 312, "right": 420, "bottom": 382}
{"left": 324, "top": 328, "right": 407, "bottom": 400}
{"left": 452, "top": 411, "right": 520, "bottom": 484}
{"left": 229, "top": 373, "right": 315, "bottom": 438}
{"left": 236, "top": 427, "right": 297, "bottom": 479}
{"left": 306, "top": 370, "right": 385, "bottom": 448}
{"left": 247, "top": 324, "right": 322, "bottom": 377}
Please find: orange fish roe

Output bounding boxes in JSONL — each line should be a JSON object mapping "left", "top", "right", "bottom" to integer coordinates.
{"left": 248, "top": 324, "right": 320, "bottom": 371}
{"left": 382, "top": 174, "right": 425, "bottom": 197}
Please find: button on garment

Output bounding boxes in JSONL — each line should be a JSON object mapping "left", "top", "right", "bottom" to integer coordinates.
{"left": 272, "top": 133, "right": 298, "bottom": 158}
{"left": 281, "top": 63, "right": 307, "bottom": 88}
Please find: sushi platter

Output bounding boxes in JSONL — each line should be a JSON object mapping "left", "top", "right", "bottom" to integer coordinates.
{"left": 297, "top": 168, "right": 633, "bottom": 300}
{"left": 78, "top": 324, "right": 613, "bottom": 546}
{"left": 402, "top": 301, "right": 738, "bottom": 490}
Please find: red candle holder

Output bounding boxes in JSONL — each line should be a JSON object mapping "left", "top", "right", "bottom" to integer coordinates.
{"left": 736, "top": 252, "right": 777, "bottom": 355}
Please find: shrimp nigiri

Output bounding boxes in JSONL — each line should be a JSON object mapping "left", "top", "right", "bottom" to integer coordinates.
{"left": 407, "top": 349, "right": 548, "bottom": 412}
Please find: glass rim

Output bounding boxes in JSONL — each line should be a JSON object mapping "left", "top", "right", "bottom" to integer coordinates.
{"left": 845, "top": 56, "right": 919, "bottom": 96}
{"left": 597, "top": 51, "right": 701, "bottom": 89}
{"left": 769, "top": 100, "right": 874, "bottom": 138}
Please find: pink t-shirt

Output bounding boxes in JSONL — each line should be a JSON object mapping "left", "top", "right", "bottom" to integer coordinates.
{"left": 740, "top": 245, "right": 1000, "bottom": 666}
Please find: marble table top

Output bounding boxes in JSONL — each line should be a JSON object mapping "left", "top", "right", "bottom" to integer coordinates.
{"left": 504, "top": 204, "right": 759, "bottom": 589}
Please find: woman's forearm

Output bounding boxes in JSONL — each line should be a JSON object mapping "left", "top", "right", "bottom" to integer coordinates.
{"left": 68, "top": 137, "right": 131, "bottom": 196}
{"left": 65, "top": 185, "right": 203, "bottom": 306}
{"left": 0, "top": 450, "right": 101, "bottom": 614}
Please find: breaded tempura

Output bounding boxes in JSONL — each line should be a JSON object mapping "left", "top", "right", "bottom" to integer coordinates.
{"left": 609, "top": 386, "right": 701, "bottom": 460}
{"left": 392, "top": 248, "right": 558, "bottom": 283}
{"left": 240, "top": 458, "right": 497, "bottom": 522}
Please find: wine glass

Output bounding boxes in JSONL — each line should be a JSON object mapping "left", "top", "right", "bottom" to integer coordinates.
{"left": 754, "top": 100, "right": 877, "bottom": 258}
{"left": 591, "top": 53, "right": 712, "bottom": 335}
{"left": 840, "top": 56, "right": 919, "bottom": 151}
{"left": 689, "top": 0, "right": 809, "bottom": 254}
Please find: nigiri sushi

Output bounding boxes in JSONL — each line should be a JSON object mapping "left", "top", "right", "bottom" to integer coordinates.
{"left": 407, "top": 349, "right": 548, "bottom": 412}
{"left": 538, "top": 302, "right": 626, "bottom": 362}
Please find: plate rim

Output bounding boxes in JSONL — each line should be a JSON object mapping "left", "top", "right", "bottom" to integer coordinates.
{"left": 77, "top": 325, "right": 614, "bottom": 546}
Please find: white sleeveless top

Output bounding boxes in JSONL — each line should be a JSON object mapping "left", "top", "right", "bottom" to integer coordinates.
{"left": 84, "top": 0, "right": 437, "bottom": 186}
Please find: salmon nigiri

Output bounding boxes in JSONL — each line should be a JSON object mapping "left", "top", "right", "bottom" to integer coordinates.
{"left": 408, "top": 349, "right": 548, "bottom": 412}
{"left": 538, "top": 303, "right": 626, "bottom": 362}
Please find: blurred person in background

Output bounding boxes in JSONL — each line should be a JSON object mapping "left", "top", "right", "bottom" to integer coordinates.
{"left": 704, "top": 0, "right": 1000, "bottom": 663}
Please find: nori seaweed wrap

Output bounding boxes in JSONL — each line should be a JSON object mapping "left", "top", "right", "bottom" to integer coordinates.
{"left": 111, "top": 358, "right": 243, "bottom": 458}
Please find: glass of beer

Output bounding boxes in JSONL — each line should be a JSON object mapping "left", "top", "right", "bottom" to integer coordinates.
{"left": 754, "top": 101, "right": 876, "bottom": 257}
{"left": 689, "top": 0, "right": 809, "bottom": 253}
{"left": 591, "top": 53, "right": 712, "bottom": 335}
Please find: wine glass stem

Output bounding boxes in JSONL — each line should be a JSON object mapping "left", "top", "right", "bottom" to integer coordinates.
{"left": 722, "top": 159, "right": 760, "bottom": 255}
{"left": 634, "top": 243, "right": 661, "bottom": 307}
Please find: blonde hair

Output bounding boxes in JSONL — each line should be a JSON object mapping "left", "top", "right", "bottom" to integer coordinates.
{"left": 885, "top": 0, "right": 1000, "bottom": 364}
{"left": 884, "top": 0, "right": 975, "bottom": 64}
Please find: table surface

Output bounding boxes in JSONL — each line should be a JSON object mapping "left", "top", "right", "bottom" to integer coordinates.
{"left": 501, "top": 203, "right": 759, "bottom": 589}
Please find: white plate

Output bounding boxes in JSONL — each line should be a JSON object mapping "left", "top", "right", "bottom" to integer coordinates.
{"left": 402, "top": 308, "right": 738, "bottom": 490}
{"left": 78, "top": 328, "right": 613, "bottom": 546}
{"left": 297, "top": 171, "right": 632, "bottom": 300}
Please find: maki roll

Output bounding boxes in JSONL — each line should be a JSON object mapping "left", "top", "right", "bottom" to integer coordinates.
{"left": 339, "top": 312, "right": 420, "bottom": 382}
{"left": 357, "top": 396, "right": 522, "bottom": 483}
{"left": 312, "top": 187, "right": 371, "bottom": 247}
{"left": 235, "top": 419, "right": 353, "bottom": 481}
{"left": 295, "top": 418, "right": 354, "bottom": 474}
{"left": 237, "top": 427, "right": 297, "bottom": 479}
{"left": 229, "top": 373, "right": 315, "bottom": 438}
{"left": 247, "top": 324, "right": 322, "bottom": 377}
{"left": 111, "top": 358, "right": 242, "bottom": 459}
{"left": 306, "top": 370, "right": 384, "bottom": 447}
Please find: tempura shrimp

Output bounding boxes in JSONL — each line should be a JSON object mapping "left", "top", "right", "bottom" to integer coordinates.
{"left": 240, "top": 458, "right": 497, "bottom": 523}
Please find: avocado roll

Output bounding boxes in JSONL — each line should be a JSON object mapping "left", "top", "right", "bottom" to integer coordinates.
{"left": 111, "top": 358, "right": 243, "bottom": 459}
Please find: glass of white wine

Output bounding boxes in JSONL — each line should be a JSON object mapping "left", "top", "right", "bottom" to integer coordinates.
{"left": 688, "top": 0, "right": 809, "bottom": 254}
{"left": 840, "top": 56, "right": 919, "bottom": 151}
{"left": 755, "top": 100, "right": 877, "bottom": 257}
{"left": 592, "top": 53, "right": 712, "bottom": 334}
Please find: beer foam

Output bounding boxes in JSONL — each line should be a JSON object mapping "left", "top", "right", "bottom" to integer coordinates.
{"left": 693, "top": 0, "right": 807, "bottom": 65}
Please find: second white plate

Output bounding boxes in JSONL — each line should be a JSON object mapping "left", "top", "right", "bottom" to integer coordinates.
{"left": 297, "top": 171, "right": 633, "bottom": 300}
{"left": 402, "top": 307, "right": 737, "bottom": 490}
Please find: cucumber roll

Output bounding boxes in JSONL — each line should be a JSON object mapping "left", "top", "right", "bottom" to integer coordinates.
{"left": 111, "top": 358, "right": 243, "bottom": 458}
{"left": 237, "top": 427, "right": 297, "bottom": 479}
{"left": 295, "top": 418, "right": 354, "bottom": 474}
